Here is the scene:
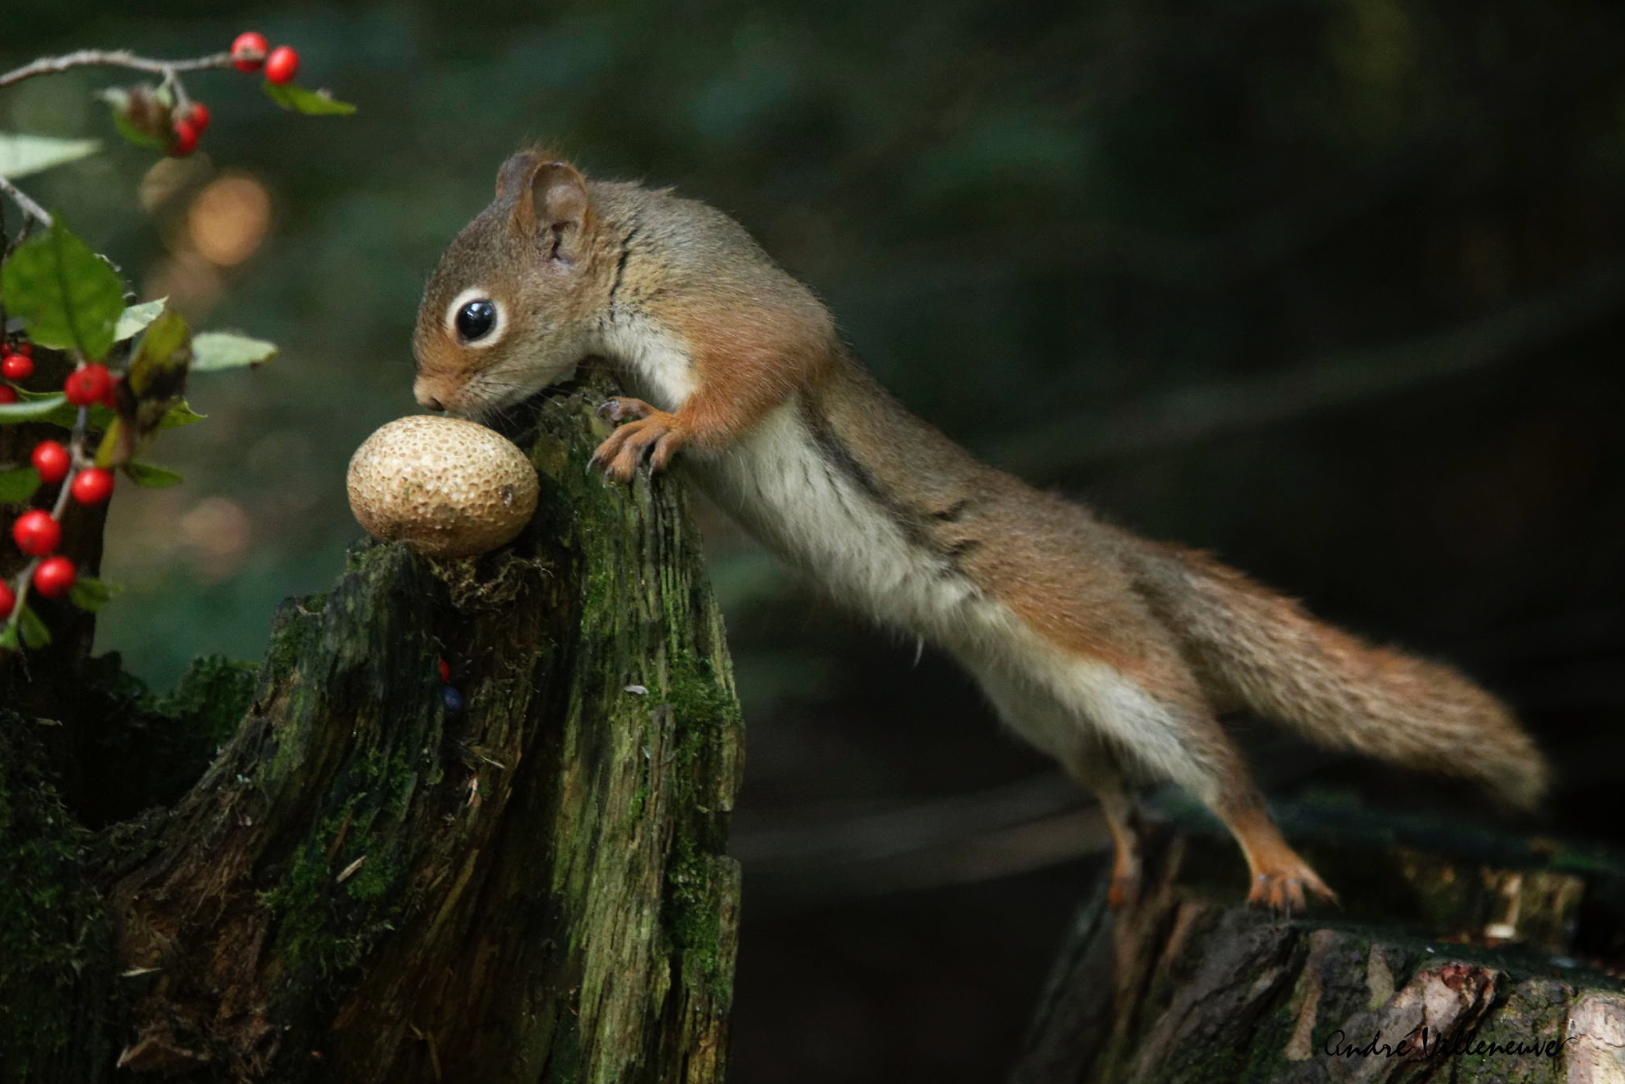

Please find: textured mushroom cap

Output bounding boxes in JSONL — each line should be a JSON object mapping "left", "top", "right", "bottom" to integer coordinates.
{"left": 347, "top": 415, "right": 539, "bottom": 557}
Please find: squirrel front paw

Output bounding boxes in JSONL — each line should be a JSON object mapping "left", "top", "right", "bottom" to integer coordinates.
{"left": 592, "top": 398, "right": 688, "bottom": 483}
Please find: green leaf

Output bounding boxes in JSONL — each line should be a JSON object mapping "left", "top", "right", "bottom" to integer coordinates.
{"left": 0, "top": 393, "right": 68, "bottom": 424}
{"left": 0, "top": 133, "right": 101, "bottom": 180}
{"left": 262, "top": 82, "right": 357, "bottom": 116}
{"left": 192, "top": 331, "right": 277, "bottom": 371}
{"left": 115, "top": 298, "right": 168, "bottom": 341}
{"left": 0, "top": 623, "right": 17, "bottom": 651}
{"left": 0, "top": 466, "right": 41, "bottom": 503}
{"left": 0, "top": 220, "right": 126, "bottom": 360}
{"left": 124, "top": 460, "right": 183, "bottom": 488}
{"left": 158, "top": 400, "right": 206, "bottom": 429}
{"left": 128, "top": 310, "right": 191, "bottom": 394}
{"left": 116, "top": 309, "right": 193, "bottom": 460}
{"left": 110, "top": 108, "right": 165, "bottom": 151}
{"left": 69, "top": 576, "right": 122, "bottom": 613}
{"left": 93, "top": 419, "right": 122, "bottom": 468}
{"left": 17, "top": 605, "right": 51, "bottom": 649}
{"left": 11, "top": 387, "right": 114, "bottom": 430}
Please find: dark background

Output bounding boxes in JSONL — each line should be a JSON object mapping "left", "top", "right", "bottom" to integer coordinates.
{"left": 5, "top": 1, "right": 1623, "bottom": 1080}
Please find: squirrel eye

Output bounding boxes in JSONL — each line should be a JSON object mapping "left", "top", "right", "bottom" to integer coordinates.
{"left": 455, "top": 299, "right": 497, "bottom": 342}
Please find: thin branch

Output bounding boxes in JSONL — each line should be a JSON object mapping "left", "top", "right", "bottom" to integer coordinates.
{"left": 987, "top": 259, "right": 1625, "bottom": 480}
{"left": 0, "top": 176, "right": 52, "bottom": 229}
{"left": 0, "top": 50, "right": 231, "bottom": 89}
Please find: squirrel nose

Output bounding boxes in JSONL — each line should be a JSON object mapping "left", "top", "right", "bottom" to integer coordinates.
{"left": 413, "top": 376, "right": 446, "bottom": 412}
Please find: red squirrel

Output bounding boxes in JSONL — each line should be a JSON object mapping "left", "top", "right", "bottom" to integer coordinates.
{"left": 413, "top": 149, "right": 1548, "bottom": 911}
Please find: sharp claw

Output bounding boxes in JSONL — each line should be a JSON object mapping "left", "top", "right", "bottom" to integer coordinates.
{"left": 596, "top": 399, "right": 619, "bottom": 421}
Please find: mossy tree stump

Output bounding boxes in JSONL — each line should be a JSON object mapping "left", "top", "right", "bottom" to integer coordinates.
{"left": 0, "top": 374, "right": 742, "bottom": 1083}
{"left": 1008, "top": 807, "right": 1625, "bottom": 1084}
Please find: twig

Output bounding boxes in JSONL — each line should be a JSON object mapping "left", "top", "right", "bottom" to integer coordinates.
{"left": 0, "top": 50, "right": 232, "bottom": 89}
{"left": 0, "top": 176, "right": 52, "bottom": 229}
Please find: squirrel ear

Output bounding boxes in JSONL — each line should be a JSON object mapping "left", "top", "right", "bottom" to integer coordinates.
{"left": 506, "top": 157, "right": 591, "bottom": 262}
{"left": 495, "top": 150, "right": 543, "bottom": 201}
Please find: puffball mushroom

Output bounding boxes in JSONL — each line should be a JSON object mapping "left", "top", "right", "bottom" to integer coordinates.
{"left": 347, "top": 415, "right": 539, "bottom": 557}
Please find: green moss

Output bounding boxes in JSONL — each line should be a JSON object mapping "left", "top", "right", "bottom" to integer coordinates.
{"left": 262, "top": 598, "right": 316, "bottom": 690}
{"left": 343, "top": 539, "right": 401, "bottom": 575}
{"left": 156, "top": 654, "right": 259, "bottom": 748}
{"left": 655, "top": 653, "right": 739, "bottom": 1004}
{"left": 0, "top": 720, "right": 114, "bottom": 1080}
{"left": 666, "top": 653, "right": 738, "bottom": 771}
{"left": 262, "top": 807, "right": 408, "bottom": 979}
{"left": 345, "top": 855, "right": 401, "bottom": 902}
{"left": 661, "top": 837, "right": 731, "bottom": 1003}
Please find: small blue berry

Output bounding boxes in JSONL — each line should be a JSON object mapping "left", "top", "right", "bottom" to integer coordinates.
{"left": 443, "top": 685, "right": 464, "bottom": 714}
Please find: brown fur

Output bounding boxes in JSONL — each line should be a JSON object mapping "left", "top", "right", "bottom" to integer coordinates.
{"left": 414, "top": 152, "right": 1550, "bottom": 909}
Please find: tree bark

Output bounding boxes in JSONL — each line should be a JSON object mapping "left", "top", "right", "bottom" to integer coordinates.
{"left": 1008, "top": 812, "right": 1625, "bottom": 1084}
{"left": 1, "top": 373, "right": 743, "bottom": 1083}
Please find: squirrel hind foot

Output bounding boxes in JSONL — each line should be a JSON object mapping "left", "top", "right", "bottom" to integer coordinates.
{"left": 1106, "top": 870, "right": 1141, "bottom": 911}
{"left": 1246, "top": 864, "right": 1339, "bottom": 916}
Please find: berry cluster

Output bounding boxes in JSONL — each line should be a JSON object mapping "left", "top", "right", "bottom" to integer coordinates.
{"left": 231, "top": 32, "right": 300, "bottom": 85}
{"left": 1, "top": 338, "right": 118, "bottom": 621}
{"left": 0, "top": 341, "right": 31, "bottom": 397}
{"left": 166, "top": 32, "right": 303, "bottom": 159}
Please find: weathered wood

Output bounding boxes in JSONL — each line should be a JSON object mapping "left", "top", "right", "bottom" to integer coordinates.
{"left": 1, "top": 373, "right": 742, "bottom": 1082}
{"left": 1009, "top": 809, "right": 1625, "bottom": 1084}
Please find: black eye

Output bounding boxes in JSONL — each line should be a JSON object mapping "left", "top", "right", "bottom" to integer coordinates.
{"left": 455, "top": 299, "right": 496, "bottom": 342}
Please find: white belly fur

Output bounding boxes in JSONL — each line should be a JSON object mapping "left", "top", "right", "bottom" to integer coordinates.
{"left": 686, "top": 402, "right": 1194, "bottom": 788}
{"left": 603, "top": 320, "right": 1185, "bottom": 784}
{"left": 686, "top": 399, "right": 985, "bottom": 643}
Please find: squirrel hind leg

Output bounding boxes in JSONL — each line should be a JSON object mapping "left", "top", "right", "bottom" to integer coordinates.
{"left": 1220, "top": 798, "right": 1338, "bottom": 914}
{"left": 968, "top": 637, "right": 1338, "bottom": 913}
{"left": 1066, "top": 745, "right": 1146, "bottom": 911}
{"left": 968, "top": 664, "right": 1146, "bottom": 909}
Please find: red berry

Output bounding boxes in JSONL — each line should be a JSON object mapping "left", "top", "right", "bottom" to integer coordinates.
{"left": 13, "top": 510, "right": 60, "bottom": 557}
{"left": 30, "top": 441, "right": 70, "bottom": 485}
{"left": 186, "top": 102, "right": 211, "bottom": 135}
{"left": 101, "top": 375, "right": 121, "bottom": 411}
{"left": 32, "top": 556, "right": 76, "bottom": 600}
{"left": 14, "top": 342, "right": 31, "bottom": 357}
{"left": 438, "top": 657, "right": 451, "bottom": 683}
{"left": 170, "top": 118, "right": 200, "bottom": 158}
{"left": 1, "top": 353, "right": 31, "bottom": 380}
{"left": 70, "top": 468, "right": 114, "bottom": 506}
{"left": 0, "top": 580, "right": 13, "bottom": 619}
{"left": 64, "top": 364, "right": 112, "bottom": 406}
{"left": 264, "top": 46, "right": 299, "bottom": 86}
{"left": 0, "top": 387, "right": 16, "bottom": 405}
{"left": 232, "top": 31, "right": 269, "bottom": 73}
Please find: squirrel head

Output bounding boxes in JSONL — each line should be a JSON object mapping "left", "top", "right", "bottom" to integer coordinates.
{"left": 413, "top": 151, "right": 608, "bottom": 416}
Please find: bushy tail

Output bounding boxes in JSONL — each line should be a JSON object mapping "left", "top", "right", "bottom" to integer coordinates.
{"left": 1133, "top": 543, "right": 1548, "bottom": 810}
